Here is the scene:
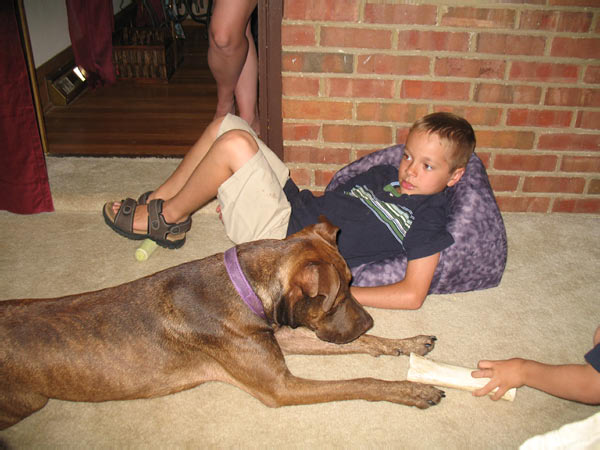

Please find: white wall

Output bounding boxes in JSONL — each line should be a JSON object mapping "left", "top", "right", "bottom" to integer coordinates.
{"left": 24, "top": 0, "right": 132, "bottom": 67}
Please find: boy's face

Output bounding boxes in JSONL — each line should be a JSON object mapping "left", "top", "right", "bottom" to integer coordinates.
{"left": 397, "top": 131, "right": 465, "bottom": 196}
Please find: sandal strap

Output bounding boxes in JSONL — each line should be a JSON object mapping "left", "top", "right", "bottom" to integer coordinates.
{"left": 113, "top": 198, "right": 138, "bottom": 233}
{"left": 147, "top": 199, "right": 192, "bottom": 241}
{"left": 137, "top": 191, "right": 153, "bottom": 205}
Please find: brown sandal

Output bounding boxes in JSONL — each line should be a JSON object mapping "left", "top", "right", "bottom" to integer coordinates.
{"left": 103, "top": 197, "right": 148, "bottom": 241}
{"left": 147, "top": 199, "right": 192, "bottom": 249}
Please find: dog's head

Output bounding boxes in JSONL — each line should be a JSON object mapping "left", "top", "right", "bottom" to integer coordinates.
{"left": 275, "top": 217, "right": 374, "bottom": 344}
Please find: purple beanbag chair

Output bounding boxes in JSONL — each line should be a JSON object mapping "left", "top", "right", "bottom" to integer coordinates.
{"left": 326, "top": 144, "right": 507, "bottom": 294}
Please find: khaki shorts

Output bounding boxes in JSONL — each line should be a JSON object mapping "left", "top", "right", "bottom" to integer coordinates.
{"left": 216, "top": 114, "right": 291, "bottom": 244}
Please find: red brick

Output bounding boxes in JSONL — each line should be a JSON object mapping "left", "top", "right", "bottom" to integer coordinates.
{"left": 284, "top": 145, "right": 350, "bottom": 165}
{"left": 283, "top": 99, "right": 352, "bottom": 120}
{"left": 282, "top": 76, "right": 320, "bottom": 97}
{"left": 489, "top": 175, "right": 520, "bottom": 192}
{"left": 282, "top": 52, "right": 353, "bottom": 73}
{"left": 523, "top": 176, "right": 585, "bottom": 194}
{"left": 552, "top": 198, "right": 600, "bottom": 214}
{"left": 315, "top": 169, "right": 337, "bottom": 187}
{"left": 584, "top": 65, "right": 600, "bottom": 84}
{"left": 476, "top": 130, "right": 535, "bottom": 149}
{"left": 549, "top": 0, "right": 600, "bottom": 6}
{"left": 321, "top": 27, "right": 392, "bottom": 49}
{"left": 551, "top": 37, "right": 600, "bottom": 59}
{"left": 589, "top": 179, "right": 600, "bottom": 194}
{"left": 477, "top": 152, "right": 492, "bottom": 168}
{"left": 582, "top": 89, "right": 600, "bottom": 107}
{"left": 435, "top": 57, "right": 505, "bottom": 79}
{"left": 477, "top": 34, "right": 545, "bottom": 56}
{"left": 397, "top": 30, "right": 469, "bottom": 52}
{"left": 510, "top": 62, "right": 578, "bottom": 83}
{"left": 441, "top": 7, "right": 516, "bottom": 29}
{"left": 282, "top": 123, "right": 320, "bottom": 142}
{"left": 323, "top": 125, "right": 392, "bottom": 144}
{"left": 557, "top": 11, "right": 593, "bottom": 32}
{"left": 357, "top": 103, "right": 428, "bottom": 123}
{"left": 357, "top": 54, "right": 429, "bottom": 76}
{"left": 494, "top": 154, "right": 558, "bottom": 171}
{"left": 495, "top": 196, "right": 551, "bottom": 213}
{"left": 519, "top": 10, "right": 592, "bottom": 32}
{"left": 561, "top": 156, "right": 600, "bottom": 173}
{"left": 356, "top": 147, "right": 394, "bottom": 160}
{"left": 326, "top": 78, "right": 395, "bottom": 98}
{"left": 545, "top": 87, "right": 584, "bottom": 107}
{"left": 395, "top": 128, "right": 411, "bottom": 146}
{"left": 364, "top": 3, "right": 436, "bottom": 25}
{"left": 289, "top": 168, "right": 311, "bottom": 186}
{"left": 546, "top": 87, "right": 600, "bottom": 108}
{"left": 282, "top": 25, "right": 317, "bottom": 47}
{"left": 538, "top": 133, "right": 600, "bottom": 151}
{"left": 576, "top": 111, "right": 600, "bottom": 130}
{"left": 519, "top": 10, "right": 559, "bottom": 31}
{"left": 401, "top": 80, "right": 470, "bottom": 101}
{"left": 283, "top": 0, "right": 360, "bottom": 21}
{"left": 507, "top": 109, "right": 572, "bottom": 128}
{"left": 434, "top": 105, "right": 502, "bottom": 126}
{"left": 475, "top": 83, "right": 541, "bottom": 104}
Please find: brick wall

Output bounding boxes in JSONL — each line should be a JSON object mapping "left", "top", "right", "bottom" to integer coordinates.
{"left": 280, "top": 0, "right": 600, "bottom": 214}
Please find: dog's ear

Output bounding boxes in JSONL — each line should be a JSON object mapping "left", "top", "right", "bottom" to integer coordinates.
{"left": 314, "top": 216, "right": 340, "bottom": 247}
{"left": 295, "top": 262, "right": 341, "bottom": 312}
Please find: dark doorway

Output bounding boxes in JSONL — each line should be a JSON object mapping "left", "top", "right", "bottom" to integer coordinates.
{"left": 42, "top": 0, "right": 282, "bottom": 158}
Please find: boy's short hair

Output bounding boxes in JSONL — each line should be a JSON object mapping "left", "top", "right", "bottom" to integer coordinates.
{"left": 409, "top": 112, "right": 476, "bottom": 171}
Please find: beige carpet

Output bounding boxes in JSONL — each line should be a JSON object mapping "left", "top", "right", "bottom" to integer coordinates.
{"left": 1, "top": 156, "right": 599, "bottom": 449}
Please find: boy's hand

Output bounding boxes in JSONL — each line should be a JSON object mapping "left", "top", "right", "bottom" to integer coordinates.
{"left": 471, "top": 359, "right": 526, "bottom": 400}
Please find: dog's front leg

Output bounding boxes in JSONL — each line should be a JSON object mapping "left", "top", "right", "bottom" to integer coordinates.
{"left": 261, "top": 374, "right": 444, "bottom": 409}
{"left": 217, "top": 331, "right": 444, "bottom": 409}
{"left": 274, "top": 327, "right": 436, "bottom": 357}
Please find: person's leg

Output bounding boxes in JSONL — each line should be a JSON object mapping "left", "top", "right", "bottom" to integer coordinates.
{"left": 233, "top": 22, "right": 259, "bottom": 132}
{"left": 208, "top": 0, "right": 258, "bottom": 123}
{"left": 161, "top": 130, "right": 259, "bottom": 225}
{"left": 112, "top": 128, "right": 259, "bottom": 234}
{"left": 149, "top": 116, "right": 225, "bottom": 202}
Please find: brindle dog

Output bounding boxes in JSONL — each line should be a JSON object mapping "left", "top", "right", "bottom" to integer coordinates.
{"left": 0, "top": 218, "right": 443, "bottom": 429}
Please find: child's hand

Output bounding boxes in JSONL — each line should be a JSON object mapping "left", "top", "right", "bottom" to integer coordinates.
{"left": 471, "top": 359, "right": 526, "bottom": 400}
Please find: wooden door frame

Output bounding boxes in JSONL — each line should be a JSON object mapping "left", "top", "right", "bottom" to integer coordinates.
{"left": 258, "top": 0, "right": 283, "bottom": 159}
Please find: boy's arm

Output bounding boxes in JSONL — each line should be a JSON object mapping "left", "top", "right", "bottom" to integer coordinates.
{"left": 472, "top": 359, "right": 600, "bottom": 404}
{"left": 350, "top": 252, "right": 439, "bottom": 310}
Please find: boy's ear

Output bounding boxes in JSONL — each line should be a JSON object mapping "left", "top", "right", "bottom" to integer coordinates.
{"left": 446, "top": 167, "right": 465, "bottom": 187}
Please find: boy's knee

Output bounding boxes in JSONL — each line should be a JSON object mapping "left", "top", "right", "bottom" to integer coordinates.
{"left": 217, "top": 129, "right": 259, "bottom": 166}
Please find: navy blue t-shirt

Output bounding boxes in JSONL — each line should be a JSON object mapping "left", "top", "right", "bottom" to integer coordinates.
{"left": 284, "top": 164, "right": 454, "bottom": 268}
{"left": 585, "top": 343, "right": 600, "bottom": 373}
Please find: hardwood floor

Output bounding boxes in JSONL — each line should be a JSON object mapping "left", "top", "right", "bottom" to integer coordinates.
{"left": 44, "top": 24, "right": 215, "bottom": 157}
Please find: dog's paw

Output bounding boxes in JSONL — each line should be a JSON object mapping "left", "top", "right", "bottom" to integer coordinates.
{"left": 408, "top": 382, "right": 445, "bottom": 409}
{"left": 360, "top": 335, "right": 437, "bottom": 357}
{"left": 394, "top": 335, "right": 437, "bottom": 356}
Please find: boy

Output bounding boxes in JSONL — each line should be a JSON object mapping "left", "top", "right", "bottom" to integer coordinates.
{"left": 104, "top": 112, "right": 475, "bottom": 310}
{"left": 472, "top": 326, "right": 600, "bottom": 404}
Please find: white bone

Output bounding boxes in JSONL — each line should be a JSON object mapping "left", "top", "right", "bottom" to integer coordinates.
{"left": 407, "top": 353, "right": 516, "bottom": 402}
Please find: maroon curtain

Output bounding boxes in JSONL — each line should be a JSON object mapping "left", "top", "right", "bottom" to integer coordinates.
{"left": 66, "top": 0, "right": 116, "bottom": 88}
{"left": 0, "top": 0, "right": 54, "bottom": 214}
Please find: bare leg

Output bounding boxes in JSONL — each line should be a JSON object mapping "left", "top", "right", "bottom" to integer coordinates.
{"left": 111, "top": 121, "right": 259, "bottom": 233}
{"left": 208, "top": 0, "right": 258, "bottom": 130}
{"left": 234, "top": 22, "right": 259, "bottom": 132}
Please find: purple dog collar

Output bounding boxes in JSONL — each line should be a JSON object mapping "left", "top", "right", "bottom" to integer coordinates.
{"left": 224, "top": 247, "right": 266, "bottom": 320}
